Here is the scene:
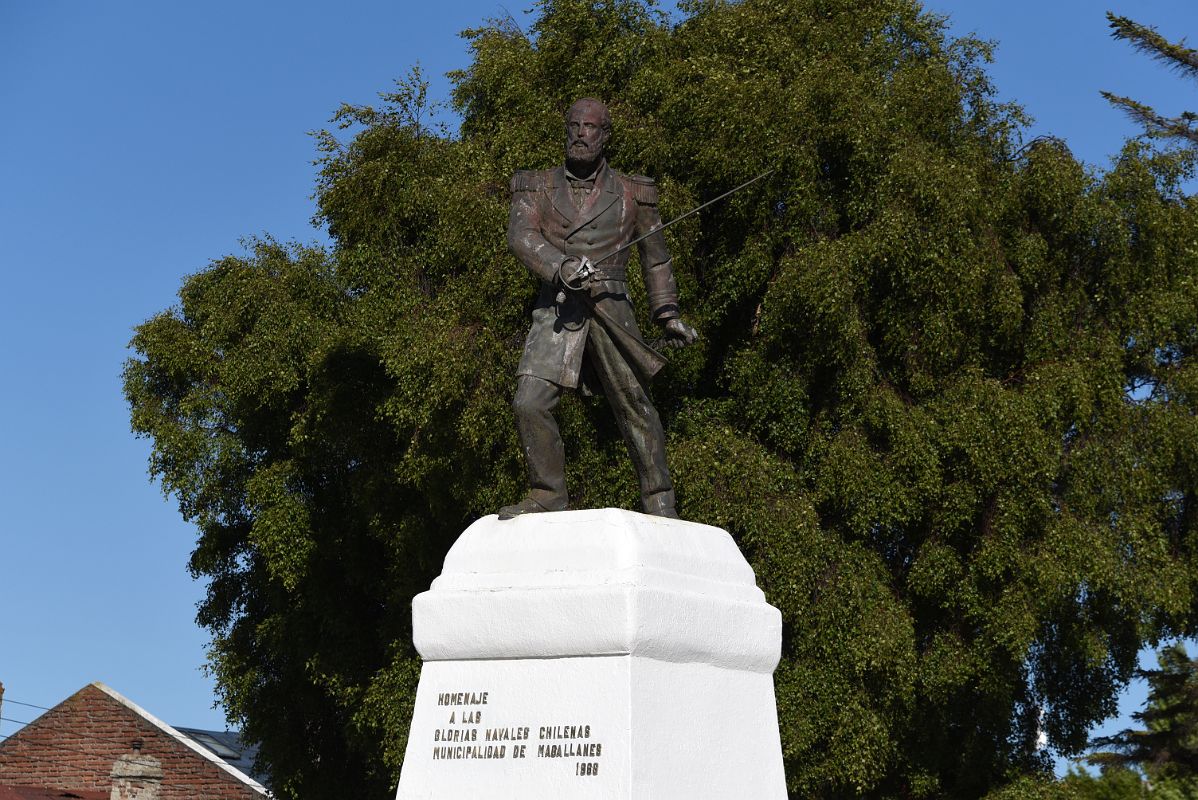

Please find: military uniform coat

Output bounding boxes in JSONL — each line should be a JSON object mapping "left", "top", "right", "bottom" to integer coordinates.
{"left": 507, "top": 161, "right": 680, "bottom": 390}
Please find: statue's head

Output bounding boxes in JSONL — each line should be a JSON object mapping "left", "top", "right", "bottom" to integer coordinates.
{"left": 565, "top": 98, "right": 611, "bottom": 170}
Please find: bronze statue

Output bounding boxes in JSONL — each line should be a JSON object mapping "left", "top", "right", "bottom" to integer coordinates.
{"left": 499, "top": 98, "right": 698, "bottom": 520}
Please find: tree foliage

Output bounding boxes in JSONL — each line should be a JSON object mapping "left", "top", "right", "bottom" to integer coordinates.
{"left": 124, "top": 1, "right": 1198, "bottom": 797}
{"left": 1104, "top": 13, "right": 1198, "bottom": 145}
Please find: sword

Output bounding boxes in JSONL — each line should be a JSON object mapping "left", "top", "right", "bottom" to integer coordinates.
{"left": 555, "top": 168, "right": 775, "bottom": 298}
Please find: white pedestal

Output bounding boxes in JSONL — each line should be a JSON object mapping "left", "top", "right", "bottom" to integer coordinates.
{"left": 394, "top": 509, "right": 787, "bottom": 800}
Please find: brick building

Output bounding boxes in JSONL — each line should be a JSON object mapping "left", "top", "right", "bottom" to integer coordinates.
{"left": 0, "top": 683, "right": 267, "bottom": 799}
{"left": 0, "top": 787, "right": 107, "bottom": 800}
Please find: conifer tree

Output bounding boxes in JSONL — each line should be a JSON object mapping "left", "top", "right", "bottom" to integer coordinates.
{"left": 1088, "top": 644, "right": 1198, "bottom": 781}
{"left": 1103, "top": 13, "right": 1198, "bottom": 144}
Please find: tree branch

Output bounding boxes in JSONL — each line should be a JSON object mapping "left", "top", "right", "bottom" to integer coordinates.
{"left": 1107, "top": 13, "right": 1198, "bottom": 79}
{"left": 1102, "top": 91, "right": 1198, "bottom": 144}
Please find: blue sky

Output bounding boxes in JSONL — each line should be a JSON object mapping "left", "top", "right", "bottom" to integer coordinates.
{"left": 1, "top": 0, "right": 1196, "bottom": 769}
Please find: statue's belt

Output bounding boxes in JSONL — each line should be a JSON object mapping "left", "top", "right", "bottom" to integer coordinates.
{"left": 580, "top": 266, "right": 625, "bottom": 282}
{"left": 554, "top": 261, "right": 626, "bottom": 285}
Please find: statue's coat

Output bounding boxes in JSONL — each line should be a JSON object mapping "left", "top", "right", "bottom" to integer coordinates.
{"left": 507, "top": 161, "right": 680, "bottom": 390}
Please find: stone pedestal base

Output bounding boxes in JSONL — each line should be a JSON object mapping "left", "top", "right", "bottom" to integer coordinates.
{"left": 394, "top": 509, "right": 787, "bottom": 800}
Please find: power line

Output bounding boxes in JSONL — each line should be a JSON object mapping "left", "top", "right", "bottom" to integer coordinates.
{"left": 0, "top": 716, "right": 172, "bottom": 754}
{"left": 0, "top": 697, "right": 248, "bottom": 769}
{"left": 0, "top": 735, "right": 165, "bottom": 770}
{"left": 2, "top": 698, "right": 53, "bottom": 712}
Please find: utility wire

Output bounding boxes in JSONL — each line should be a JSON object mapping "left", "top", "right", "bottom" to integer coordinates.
{"left": 2, "top": 698, "right": 53, "bottom": 711}
{"left": 0, "top": 735, "right": 165, "bottom": 770}
{"left": 0, "top": 715, "right": 184, "bottom": 754}
{"left": 0, "top": 697, "right": 245, "bottom": 766}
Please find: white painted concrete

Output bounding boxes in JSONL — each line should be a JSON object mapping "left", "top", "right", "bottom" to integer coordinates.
{"left": 395, "top": 509, "right": 787, "bottom": 800}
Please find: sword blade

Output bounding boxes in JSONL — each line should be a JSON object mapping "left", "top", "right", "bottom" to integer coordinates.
{"left": 593, "top": 168, "right": 775, "bottom": 266}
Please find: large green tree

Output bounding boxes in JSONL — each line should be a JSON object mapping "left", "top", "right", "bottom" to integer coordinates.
{"left": 124, "top": 1, "right": 1198, "bottom": 797}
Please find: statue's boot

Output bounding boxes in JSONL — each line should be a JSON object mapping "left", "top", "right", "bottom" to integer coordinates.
{"left": 497, "top": 496, "right": 566, "bottom": 520}
{"left": 642, "top": 489, "right": 678, "bottom": 519}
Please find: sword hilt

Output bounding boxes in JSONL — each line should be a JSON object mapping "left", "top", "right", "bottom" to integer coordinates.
{"left": 555, "top": 256, "right": 595, "bottom": 303}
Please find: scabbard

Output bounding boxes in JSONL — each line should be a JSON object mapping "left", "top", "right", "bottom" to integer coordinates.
{"left": 578, "top": 290, "right": 668, "bottom": 378}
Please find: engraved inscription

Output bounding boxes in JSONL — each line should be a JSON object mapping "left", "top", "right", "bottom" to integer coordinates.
{"left": 427, "top": 689, "right": 604, "bottom": 777}
{"left": 437, "top": 691, "right": 489, "bottom": 706}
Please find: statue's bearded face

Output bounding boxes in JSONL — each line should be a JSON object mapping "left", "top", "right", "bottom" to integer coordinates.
{"left": 565, "top": 102, "right": 610, "bottom": 166}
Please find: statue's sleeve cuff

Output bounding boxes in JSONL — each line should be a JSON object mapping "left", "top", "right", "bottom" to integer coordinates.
{"left": 653, "top": 303, "right": 680, "bottom": 322}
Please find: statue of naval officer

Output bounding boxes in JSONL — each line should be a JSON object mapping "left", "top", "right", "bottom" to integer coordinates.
{"left": 500, "top": 98, "right": 698, "bottom": 520}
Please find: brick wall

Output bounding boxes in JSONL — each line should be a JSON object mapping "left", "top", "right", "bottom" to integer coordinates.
{"left": 0, "top": 685, "right": 262, "bottom": 799}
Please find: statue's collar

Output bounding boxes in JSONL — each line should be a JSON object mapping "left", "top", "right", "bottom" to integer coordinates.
{"left": 564, "top": 159, "right": 606, "bottom": 184}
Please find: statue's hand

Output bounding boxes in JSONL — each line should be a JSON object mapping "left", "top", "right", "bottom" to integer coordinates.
{"left": 661, "top": 318, "right": 698, "bottom": 349}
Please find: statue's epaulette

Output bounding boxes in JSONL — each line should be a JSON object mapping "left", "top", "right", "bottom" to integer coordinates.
{"left": 627, "top": 174, "right": 659, "bottom": 205}
{"left": 511, "top": 169, "right": 550, "bottom": 193}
